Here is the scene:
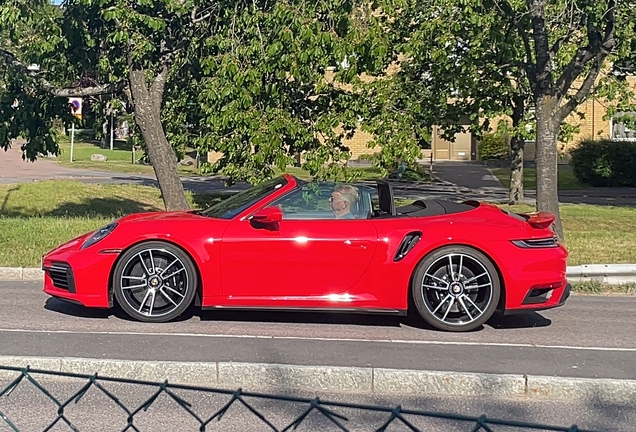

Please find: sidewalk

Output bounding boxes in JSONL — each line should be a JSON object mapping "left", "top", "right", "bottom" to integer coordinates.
{"left": 0, "top": 141, "right": 126, "bottom": 183}
{"left": 0, "top": 143, "right": 247, "bottom": 194}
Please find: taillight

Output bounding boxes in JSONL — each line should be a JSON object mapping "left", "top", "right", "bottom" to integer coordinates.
{"left": 511, "top": 237, "right": 559, "bottom": 248}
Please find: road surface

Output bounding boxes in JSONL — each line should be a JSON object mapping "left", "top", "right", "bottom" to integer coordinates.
{"left": 0, "top": 282, "right": 635, "bottom": 380}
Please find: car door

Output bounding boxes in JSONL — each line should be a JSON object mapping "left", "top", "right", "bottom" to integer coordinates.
{"left": 220, "top": 183, "right": 378, "bottom": 307}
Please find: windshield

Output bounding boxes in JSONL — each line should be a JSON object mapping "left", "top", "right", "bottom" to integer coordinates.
{"left": 198, "top": 177, "right": 288, "bottom": 219}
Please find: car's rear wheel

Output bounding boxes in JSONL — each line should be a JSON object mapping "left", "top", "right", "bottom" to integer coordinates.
{"left": 113, "top": 241, "right": 198, "bottom": 323}
{"left": 412, "top": 246, "right": 500, "bottom": 332}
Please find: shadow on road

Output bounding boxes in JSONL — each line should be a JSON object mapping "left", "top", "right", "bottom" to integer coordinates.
{"left": 44, "top": 298, "right": 126, "bottom": 320}
{"left": 486, "top": 312, "right": 552, "bottom": 329}
{"left": 44, "top": 297, "right": 552, "bottom": 331}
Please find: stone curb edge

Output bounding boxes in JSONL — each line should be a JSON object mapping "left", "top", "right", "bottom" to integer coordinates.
{"left": 3, "top": 266, "right": 636, "bottom": 284}
{"left": 0, "top": 356, "right": 634, "bottom": 404}
{"left": 0, "top": 267, "right": 44, "bottom": 280}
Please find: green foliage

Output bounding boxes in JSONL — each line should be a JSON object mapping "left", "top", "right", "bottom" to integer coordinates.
{"left": 366, "top": 0, "right": 636, "bottom": 192}
{"left": 570, "top": 139, "right": 636, "bottom": 187}
{"left": 478, "top": 134, "right": 509, "bottom": 160}
{"left": 0, "top": 0, "right": 74, "bottom": 160}
{"left": 178, "top": 1, "right": 386, "bottom": 185}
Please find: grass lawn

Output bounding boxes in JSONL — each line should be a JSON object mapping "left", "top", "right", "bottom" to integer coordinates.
{"left": 53, "top": 139, "right": 197, "bottom": 175}
{"left": 0, "top": 181, "right": 222, "bottom": 268}
{"left": 53, "top": 139, "right": 401, "bottom": 182}
{"left": 501, "top": 203, "right": 636, "bottom": 266}
{"left": 492, "top": 166, "right": 588, "bottom": 190}
{"left": 1, "top": 181, "right": 635, "bottom": 272}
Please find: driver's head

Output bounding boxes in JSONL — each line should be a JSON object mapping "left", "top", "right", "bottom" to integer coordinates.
{"left": 330, "top": 184, "right": 359, "bottom": 215}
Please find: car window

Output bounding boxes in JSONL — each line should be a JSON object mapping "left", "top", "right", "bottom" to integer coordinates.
{"left": 199, "top": 177, "right": 287, "bottom": 219}
{"left": 269, "top": 183, "right": 372, "bottom": 220}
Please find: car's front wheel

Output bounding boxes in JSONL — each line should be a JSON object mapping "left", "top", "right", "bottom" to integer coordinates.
{"left": 113, "top": 241, "right": 198, "bottom": 323}
{"left": 412, "top": 246, "right": 500, "bottom": 332}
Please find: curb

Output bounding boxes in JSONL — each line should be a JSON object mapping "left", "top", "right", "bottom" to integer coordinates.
{"left": 0, "top": 267, "right": 44, "bottom": 280}
{"left": 0, "top": 356, "right": 634, "bottom": 404}
{"left": 3, "top": 265, "right": 636, "bottom": 284}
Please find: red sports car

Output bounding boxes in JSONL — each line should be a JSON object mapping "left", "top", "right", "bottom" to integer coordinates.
{"left": 42, "top": 174, "right": 570, "bottom": 332}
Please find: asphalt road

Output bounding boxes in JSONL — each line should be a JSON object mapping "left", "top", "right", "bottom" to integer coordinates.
{"left": 0, "top": 376, "right": 632, "bottom": 432}
{"left": 1, "top": 282, "right": 635, "bottom": 381}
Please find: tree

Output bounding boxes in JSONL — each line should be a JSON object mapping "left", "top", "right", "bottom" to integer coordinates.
{"left": 362, "top": 1, "right": 536, "bottom": 204}
{"left": 1, "top": 0, "right": 81, "bottom": 159}
{"left": 165, "top": 1, "right": 388, "bottom": 185}
{"left": 1, "top": 0, "right": 219, "bottom": 210}
{"left": 2, "top": 0, "right": 388, "bottom": 209}
{"left": 368, "top": 0, "right": 636, "bottom": 241}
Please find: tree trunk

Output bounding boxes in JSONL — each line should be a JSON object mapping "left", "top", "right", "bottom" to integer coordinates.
{"left": 508, "top": 102, "right": 525, "bottom": 205}
{"left": 535, "top": 94, "right": 564, "bottom": 241}
{"left": 508, "top": 136, "right": 524, "bottom": 205}
{"left": 128, "top": 68, "right": 190, "bottom": 211}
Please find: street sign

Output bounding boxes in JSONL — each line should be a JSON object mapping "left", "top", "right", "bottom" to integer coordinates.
{"left": 68, "top": 97, "right": 82, "bottom": 163}
{"left": 68, "top": 97, "right": 83, "bottom": 120}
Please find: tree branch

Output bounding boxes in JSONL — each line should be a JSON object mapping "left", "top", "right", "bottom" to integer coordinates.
{"left": 496, "top": 0, "right": 535, "bottom": 85}
{"left": 150, "top": 64, "right": 170, "bottom": 114}
{"left": 0, "top": 47, "right": 123, "bottom": 97}
{"left": 554, "top": 0, "right": 616, "bottom": 98}
{"left": 191, "top": 4, "right": 218, "bottom": 24}
{"left": 548, "top": 21, "right": 582, "bottom": 59}
{"left": 556, "top": 55, "right": 602, "bottom": 121}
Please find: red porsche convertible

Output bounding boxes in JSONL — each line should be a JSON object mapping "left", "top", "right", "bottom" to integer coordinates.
{"left": 42, "top": 174, "right": 570, "bottom": 332}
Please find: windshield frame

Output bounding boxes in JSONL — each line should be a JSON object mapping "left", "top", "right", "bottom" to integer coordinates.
{"left": 198, "top": 176, "right": 289, "bottom": 220}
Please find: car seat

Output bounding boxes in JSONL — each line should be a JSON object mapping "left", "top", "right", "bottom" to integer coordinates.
{"left": 351, "top": 186, "right": 373, "bottom": 219}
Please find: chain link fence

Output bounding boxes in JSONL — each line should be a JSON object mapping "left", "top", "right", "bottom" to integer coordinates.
{"left": 0, "top": 365, "right": 598, "bottom": 432}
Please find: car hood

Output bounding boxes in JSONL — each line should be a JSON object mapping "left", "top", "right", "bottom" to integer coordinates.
{"left": 117, "top": 210, "right": 207, "bottom": 223}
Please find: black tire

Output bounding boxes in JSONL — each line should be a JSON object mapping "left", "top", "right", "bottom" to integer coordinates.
{"left": 113, "top": 241, "right": 198, "bottom": 323}
{"left": 411, "top": 245, "right": 500, "bottom": 332}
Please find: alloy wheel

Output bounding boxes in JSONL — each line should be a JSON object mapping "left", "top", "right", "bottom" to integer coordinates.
{"left": 115, "top": 243, "right": 196, "bottom": 321}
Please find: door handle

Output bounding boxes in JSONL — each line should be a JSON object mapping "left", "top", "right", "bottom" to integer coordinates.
{"left": 345, "top": 240, "right": 370, "bottom": 249}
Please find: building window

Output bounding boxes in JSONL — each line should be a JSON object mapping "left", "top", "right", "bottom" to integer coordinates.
{"left": 611, "top": 112, "right": 636, "bottom": 141}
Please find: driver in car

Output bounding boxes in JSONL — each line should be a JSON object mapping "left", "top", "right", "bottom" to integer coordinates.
{"left": 330, "top": 184, "right": 359, "bottom": 219}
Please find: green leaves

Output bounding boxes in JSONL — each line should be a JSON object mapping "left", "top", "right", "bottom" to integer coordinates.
{"left": 173, "top": 0, "right": 385, "bottom": 184}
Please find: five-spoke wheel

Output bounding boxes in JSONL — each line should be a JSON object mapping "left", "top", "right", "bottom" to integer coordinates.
{"left": 113, "top": 241, "right": 198, "bottom": 322}
{"left": 412, "top": 246, "right": 500, "bottom": 332}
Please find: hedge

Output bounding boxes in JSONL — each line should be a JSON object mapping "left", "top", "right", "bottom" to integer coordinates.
{"left": 570, "top": 139, "right": 636, "bottom": 187}
{"left": 477, "top": 134, "right": 509, "bottom": 160}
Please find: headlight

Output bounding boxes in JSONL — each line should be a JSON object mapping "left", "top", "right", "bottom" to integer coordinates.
{"left": 81, "top": 222, "right": 118, "bottom": 250}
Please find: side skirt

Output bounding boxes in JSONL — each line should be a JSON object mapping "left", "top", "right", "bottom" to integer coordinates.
{"left": 201, "top": 305, "right": 407, "bottom": 316}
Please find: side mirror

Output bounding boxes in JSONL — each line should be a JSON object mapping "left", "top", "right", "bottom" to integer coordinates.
{"left": 250, "top": 206, "right": 282, "bottom": 230}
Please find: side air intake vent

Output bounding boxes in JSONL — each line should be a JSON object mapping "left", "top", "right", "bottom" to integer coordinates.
{"left": 394, "top": 231, "right": 422, "bottom": 261}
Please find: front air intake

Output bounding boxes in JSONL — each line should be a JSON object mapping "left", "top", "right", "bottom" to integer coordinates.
{"left": 44, "top": 262, "right": 77, "bottom": 293}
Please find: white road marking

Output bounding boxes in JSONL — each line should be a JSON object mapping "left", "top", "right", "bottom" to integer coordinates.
{"left": 0, "top": 328, "right": 634, "bottom": 352}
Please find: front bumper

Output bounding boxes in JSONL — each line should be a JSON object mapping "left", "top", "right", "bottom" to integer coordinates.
{"left": 42, "top": 237, "right": 119, "bottom": 308}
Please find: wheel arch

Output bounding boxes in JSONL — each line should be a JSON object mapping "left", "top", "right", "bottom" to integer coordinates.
{"left": 107, "top": 238, "right": 204, "bottom": 309}
{"left": 408, "top": 242, "right": 506, "bottom": 313}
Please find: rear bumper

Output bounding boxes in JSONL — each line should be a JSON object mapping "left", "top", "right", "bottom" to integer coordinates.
{"left": 503, "top": 282, "right": 571, "bottom": 315}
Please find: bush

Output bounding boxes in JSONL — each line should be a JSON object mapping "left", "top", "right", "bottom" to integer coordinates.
{"left": 569, "top": 139, "right": 636, "bottom": 187}
{"left": 478, "top": 134, "right": 509, "bottom": 160}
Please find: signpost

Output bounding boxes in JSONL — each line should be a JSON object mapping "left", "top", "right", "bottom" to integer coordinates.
{"left": 68, "top": 97, "right": 83, "bottom": 162}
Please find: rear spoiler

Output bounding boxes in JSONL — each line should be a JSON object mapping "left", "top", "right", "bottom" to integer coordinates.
{"left": 519, "top": 212, "right": 556, "bottom": 229}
